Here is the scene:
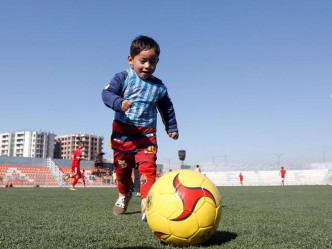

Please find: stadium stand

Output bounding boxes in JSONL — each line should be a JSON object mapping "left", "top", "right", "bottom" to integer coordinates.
{"left": 204, "top": 169, "right": 330, "bottom": 186}
{"left": 0, "top": 156, "right": 113, "bottom": 187}
{"left": 0, "top": 165, "right": 58, "bottom": 186}
{"left": 204, "top": 171, "right": 260, "bottom": 186}
{"left": 1, "top": 156, "right": 331, "bottom": 187}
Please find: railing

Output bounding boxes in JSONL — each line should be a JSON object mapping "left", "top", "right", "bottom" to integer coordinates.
{"left": 323, "top": 170, "right": 332, "bottom": 185}
{"left": 46, "top": 158, "right": 64, "bottom": 186}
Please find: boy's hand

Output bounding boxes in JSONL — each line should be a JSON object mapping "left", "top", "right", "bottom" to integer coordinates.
{"left": 121, "top": 100, "right": 132, "bottom": 112}
{"left": 168, "top": 132, "right": 179, "bottom": 140}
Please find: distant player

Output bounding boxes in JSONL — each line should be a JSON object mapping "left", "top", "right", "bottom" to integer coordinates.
{"left": 239, "top": 173, "right": 243, "bottom": 186}
{"left": 195, "top": 165, "right": 202, "bottom": 173}
{"left": 156, "top": 168, "right": 163, "bottom": 179}
{"left": 64, "top": 141, "right": 87, "bottom": 190}
{"left": 112, "top": 171, "right": 117, "bottom": 185}
{"left": 279, "top": 166, "right": 286, "bottom": 186}
{"left": 132, "top": 168, "right": 141, "bottom": 197}
{"left": 81, "top": 169, "right": 86, "bottom": 187}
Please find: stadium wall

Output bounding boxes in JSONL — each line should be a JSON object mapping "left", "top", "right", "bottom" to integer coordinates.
{"left": 0, "top": 156, "right": 46, "bottom": 166}
{"left": 53, "top": 158, "right": 95, "bottom": 168}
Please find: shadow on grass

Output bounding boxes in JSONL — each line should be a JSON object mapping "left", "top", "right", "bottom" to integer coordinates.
{"left": 109, "top": 231, "right": 237, "bottom": 249}
{"left": 124, "top": 211, "right": 141, "bottom": 215}
{"left": 110, "top": 247, "right": 157, "bottom": 249}
{"left": 203, "top": 230, "right": 237, "bottom": 246}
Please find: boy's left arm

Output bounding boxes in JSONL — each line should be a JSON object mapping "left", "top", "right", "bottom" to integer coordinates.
{"left": 157, "top": 92, "right": 179, "bottom": 139}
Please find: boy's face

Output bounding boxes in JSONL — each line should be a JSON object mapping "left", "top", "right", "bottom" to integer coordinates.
{"left": 128, "top": 49, "right": 159, "bottom": 80}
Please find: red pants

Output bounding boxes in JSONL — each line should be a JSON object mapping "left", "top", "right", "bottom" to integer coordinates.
{"left": 114, "top": 146, "right": 157, "bottom": 198}
{"left": 71, "top": 166, "right": 81, "bottom": 187}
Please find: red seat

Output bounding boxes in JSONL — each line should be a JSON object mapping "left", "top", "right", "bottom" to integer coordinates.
{"left": 0, "top": 165, "right": 58, "bottom": 186}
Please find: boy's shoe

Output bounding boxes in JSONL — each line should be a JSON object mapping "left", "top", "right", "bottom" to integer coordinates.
{"left": 113, "top": 192, "right": 132, "bottom": 216}
{"left": 135, "top": 192, "right": 141, "bottom": 197}
{"left": 141, "top": 198, "right": 147, "bottom": 221}
{"left": 64, "top": 174, "right": 70, "bottom": 181}
{"left": 69, "top": 187, "right": 76, "bottom": 191}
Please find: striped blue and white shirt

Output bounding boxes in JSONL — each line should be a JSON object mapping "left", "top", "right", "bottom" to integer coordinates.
{"left": 102, "top": 68, "right": 178, "bottom": 133}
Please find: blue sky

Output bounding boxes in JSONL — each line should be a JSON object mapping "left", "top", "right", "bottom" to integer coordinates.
{"left": 1, "top": 0, "right": 332, "bottom": 168}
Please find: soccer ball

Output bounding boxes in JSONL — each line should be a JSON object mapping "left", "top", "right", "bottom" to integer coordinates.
{"left": 146, "top": 169, "right": 222, "bottom": 246}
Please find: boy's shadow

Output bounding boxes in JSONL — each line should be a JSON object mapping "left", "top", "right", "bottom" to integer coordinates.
{"left": 124, "top": 211, "right": 141, "bottom": 215}
{"left": 203, "top": 230, "right": 237, "bottom": 246}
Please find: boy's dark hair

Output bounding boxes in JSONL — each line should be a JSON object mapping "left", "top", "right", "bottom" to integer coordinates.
{"left": 130, "top": 35, "right": 160, "bottom": 57}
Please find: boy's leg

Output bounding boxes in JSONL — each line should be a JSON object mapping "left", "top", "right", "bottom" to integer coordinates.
{"left": 137, "top": 162, "right": 156, "bottom": 221}
{"left": 136, "top": 146, "right": 157, "bottom": 221}
{"left": 138, "top": 161, "right": 157, "bottom": 198}
{"left": 113, "top": 151, "right": 135, "bottom": 215}
{"left": 136, "top": 146, "right": 157, "bottom": 198}
{"left": 114, "top": 152, "right": 134, "bottom": 194}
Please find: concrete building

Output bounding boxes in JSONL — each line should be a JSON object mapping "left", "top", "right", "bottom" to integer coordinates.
{"left": 54, "top": 133, "right": 103, "bottom": 161}
{"left": 0, "top": 131, "right": 56, "bottom": 158}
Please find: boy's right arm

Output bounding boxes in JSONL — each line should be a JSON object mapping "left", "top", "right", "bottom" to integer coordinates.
{"left": 101, "top": 72, "right": 127, "bottom": 112}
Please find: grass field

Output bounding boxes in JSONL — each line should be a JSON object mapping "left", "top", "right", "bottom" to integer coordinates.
{"left": 1, "top": 186, "right": 331, "bottom": 249}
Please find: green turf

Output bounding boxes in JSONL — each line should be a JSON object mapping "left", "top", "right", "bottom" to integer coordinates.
{"left": 0, "top": 186, "right": 331, "bottom": 248}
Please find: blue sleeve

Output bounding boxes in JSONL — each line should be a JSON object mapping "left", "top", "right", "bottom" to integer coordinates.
{"left": 157, "top": 92, "right": 179, "bottom": 133}
{"left": 101, "top": 71, "right": 127, "bottom": 112}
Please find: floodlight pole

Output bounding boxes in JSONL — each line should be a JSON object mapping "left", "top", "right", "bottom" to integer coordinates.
{"left": 274, "top": 153, "right": 283, "bottom": 166}
{"left": 178, "top": 150, "right": 186, "bottom": 168}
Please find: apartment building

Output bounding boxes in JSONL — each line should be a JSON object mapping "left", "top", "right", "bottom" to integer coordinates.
{"left": 54, "top": 133, "right": 103, "bottom": 161}
{"left": 0, "top": 131, "right": 56, "bottom": 158}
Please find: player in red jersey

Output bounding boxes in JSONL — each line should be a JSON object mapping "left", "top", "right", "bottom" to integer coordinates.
{"left": 64, "top": 141, "right": 87, "bottom": 190}
{"left": 279, "top": 167, "right": 286, "bottom": 186}
{"left": 239, "top": 173, "right": 244, "bottom": 186}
